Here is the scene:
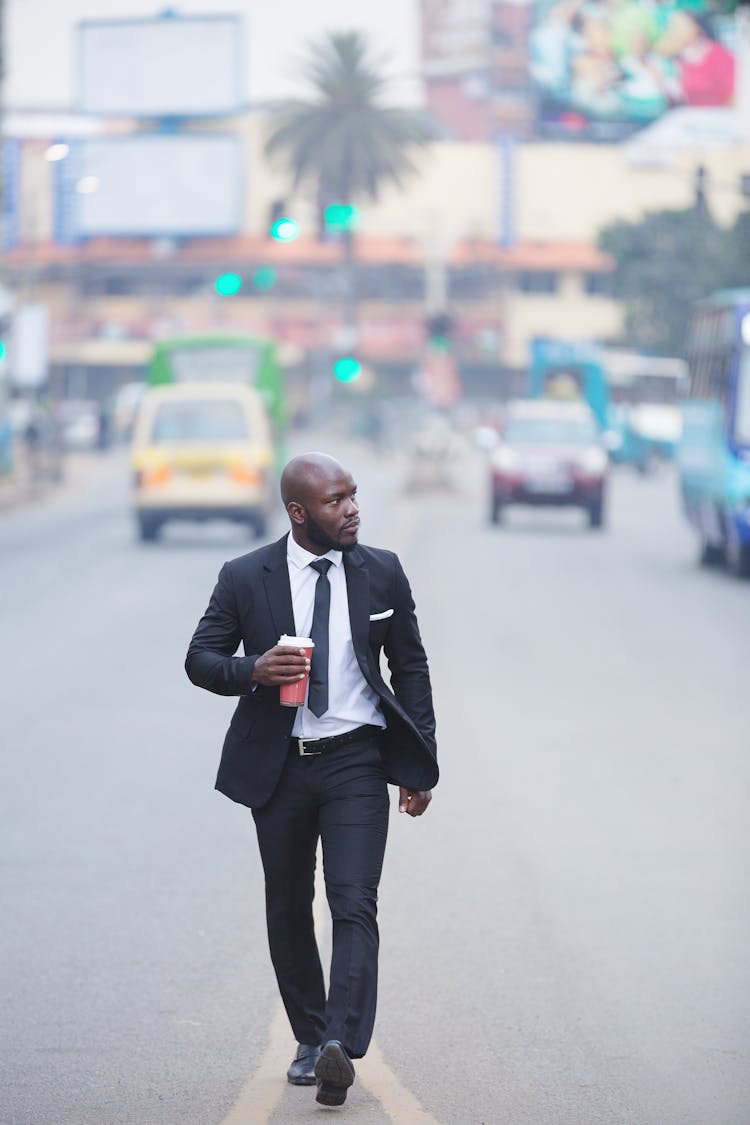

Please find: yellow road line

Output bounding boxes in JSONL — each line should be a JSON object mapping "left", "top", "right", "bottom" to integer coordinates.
{"left": 220, "top": 843, "right": 441, "bottom": 1125}
{"left": 219, "top": 1000, "right": 289, "bottom": 1125}
{"left": 359, "top": 1039, "right": 441, "bottom": 1124}
{"left": 219, "top": 858, "right": 327, "bottom": 1125}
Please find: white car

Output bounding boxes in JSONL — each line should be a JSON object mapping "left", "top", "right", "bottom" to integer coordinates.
{"left": 58, "top": 400, "right": 100, "bottom": 450}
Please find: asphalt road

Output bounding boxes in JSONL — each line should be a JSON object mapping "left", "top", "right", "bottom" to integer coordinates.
{"left": 1, "top": 428, "right": 748, "bottom": 1125}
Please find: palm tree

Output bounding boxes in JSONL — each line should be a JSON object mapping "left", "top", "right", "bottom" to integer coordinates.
{"left": 264, "top": 31, "right": 432, "bottom": 332}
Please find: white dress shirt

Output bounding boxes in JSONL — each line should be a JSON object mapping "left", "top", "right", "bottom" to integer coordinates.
{"left": 286, "top": 533, "right": 385, "bottom": 738}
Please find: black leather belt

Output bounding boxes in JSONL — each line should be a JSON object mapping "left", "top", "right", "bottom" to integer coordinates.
{"left": 292, "top": 725, "right": 383, "bottom": 757}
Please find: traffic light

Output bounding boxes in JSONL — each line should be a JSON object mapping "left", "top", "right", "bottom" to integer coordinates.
{"left": 324, "top": 203, "right": 360, "bottom": 234}
{"left": 270, "top": 217, "right": 299, "bottom": 242}
{"left": 269, "top": 199, "right": 299, "bottom": 242}
{"left": 252, "top": 266, "right": 277, "bottom": 292}
{"left": 426, "top": 312, "right": 454, "bottom": 352}
{"left": 333, "top": 356, "right": 362, "bottom": 383}
{"left": 214, "top": 272, "right": 243, "bottom": 296}
{"left": 0, "top": 306, "right": 10, "bottom": 362}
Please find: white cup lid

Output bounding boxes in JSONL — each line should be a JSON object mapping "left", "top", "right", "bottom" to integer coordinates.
{"left": 279, "top": 634, "right": 314, "bottom": 647}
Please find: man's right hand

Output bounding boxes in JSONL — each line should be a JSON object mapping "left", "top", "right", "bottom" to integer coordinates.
{"left": 251, "top": 645, "right": 311, "bottom": 686}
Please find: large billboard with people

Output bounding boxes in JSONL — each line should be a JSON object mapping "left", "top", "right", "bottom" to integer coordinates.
{"left": 529, "top": 0, "right": 737, "bottom": 140}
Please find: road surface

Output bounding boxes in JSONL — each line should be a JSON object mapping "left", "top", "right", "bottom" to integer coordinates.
{"left": 1, "top": 430, "right": 748, "bottom": 1124}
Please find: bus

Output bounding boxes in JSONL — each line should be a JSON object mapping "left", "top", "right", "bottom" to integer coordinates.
{"left": 678, "top": 290, "right": 750, "bottom": 577}
{"left": 604, "top": 351, "right": 686, "bottom": 469}
{"left": 147, "top": 334, "right": 286, "bottom": 436}
{"left": 528, "top": 338, "right": 686, "bottom": 471}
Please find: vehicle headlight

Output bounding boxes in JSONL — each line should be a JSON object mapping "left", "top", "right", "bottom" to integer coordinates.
{"left": 579, "top": 449, "right": 607, "bottom": 474}
{"left": 492, "top": 447, "right": 518, "bottom": 472}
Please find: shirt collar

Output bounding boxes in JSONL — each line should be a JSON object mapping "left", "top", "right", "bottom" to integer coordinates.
{"left": 286, "top": 531, "right": 342, "bottom": 571}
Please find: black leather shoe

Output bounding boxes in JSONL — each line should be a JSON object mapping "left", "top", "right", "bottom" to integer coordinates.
{"left": 314, "top": 1040, "right": 356, "bottom": 1106}
{"left": 287, "top": 1043, "right": 320, "bottom": 1086}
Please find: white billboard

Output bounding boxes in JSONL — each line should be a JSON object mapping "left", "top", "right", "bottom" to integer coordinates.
{"left": 9, "top": 304, "right": 50, "bottom": 389}
{"left": 59, "top": 134, "right": 243, "bottom": 238}
{"left": 421, "top": 0, "right": 490, "bottom": 78}
{"left": 76, "top": 15, "right": 244, "bottom": 117}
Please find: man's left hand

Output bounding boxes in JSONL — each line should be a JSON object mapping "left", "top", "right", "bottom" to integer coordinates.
{"left": 399, "top": 788, "right": 431, "bottom": 816}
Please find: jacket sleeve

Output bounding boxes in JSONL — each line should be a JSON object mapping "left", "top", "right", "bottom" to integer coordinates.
{"left": 185, "top": 563, "right": 258, "bottom": 696}
{"left": 382, "top": 554, "right": 437, "bottom": 760}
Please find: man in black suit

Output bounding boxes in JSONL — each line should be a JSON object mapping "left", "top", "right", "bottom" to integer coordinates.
{"left": 186, "top": 452, "right": 437, "bottom": 1107}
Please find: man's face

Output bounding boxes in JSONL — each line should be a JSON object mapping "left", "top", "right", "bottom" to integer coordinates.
{"left": 296, "top": 468, "right": 360, "bottom": 553}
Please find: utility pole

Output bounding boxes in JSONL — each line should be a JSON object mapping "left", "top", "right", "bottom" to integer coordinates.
{"left": 693, "top": 164, "right": 708, "bottom": 215}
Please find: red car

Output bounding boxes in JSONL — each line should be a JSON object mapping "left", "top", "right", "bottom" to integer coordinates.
{"left": 489, "top": 399, "right": 608, "bottom": 528}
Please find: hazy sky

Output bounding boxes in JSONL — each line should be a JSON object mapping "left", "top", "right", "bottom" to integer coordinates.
{"left": 6, "top": 0, "right": 423, "bottom": 109}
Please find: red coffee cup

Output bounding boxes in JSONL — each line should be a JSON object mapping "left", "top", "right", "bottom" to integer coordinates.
{"left": 278, "top": 634, "right": 314, "bottom": 707}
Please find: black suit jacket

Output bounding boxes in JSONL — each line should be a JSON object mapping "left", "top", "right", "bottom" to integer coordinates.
{"left": 185, "top": 534, "right": 438, "bottom": 809}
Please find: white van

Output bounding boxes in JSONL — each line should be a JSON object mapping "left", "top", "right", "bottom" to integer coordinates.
{"left": 131, "top": 382, "right": 275, "bottom": 541}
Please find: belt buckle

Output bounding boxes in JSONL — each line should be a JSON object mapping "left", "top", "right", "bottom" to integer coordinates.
{"left": 297, "top": 737, "right": 321, "bottom": 757}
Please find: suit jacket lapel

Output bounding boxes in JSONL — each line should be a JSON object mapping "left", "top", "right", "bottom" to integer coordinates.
{"left": 344, "top": 548, "right": 372, "bottom": 681}
{"left": 262, "top": 534, "right": 296, "bottom": 641}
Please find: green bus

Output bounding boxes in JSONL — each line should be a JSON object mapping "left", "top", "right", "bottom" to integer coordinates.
{"left": 147, "top": 334, "right": 287, "bottom": 437}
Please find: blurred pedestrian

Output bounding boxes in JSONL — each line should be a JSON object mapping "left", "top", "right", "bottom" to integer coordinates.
{"left": 96, "top": 402, "right": 111, "bottom": 450}
{"left": 22, "top": 404, "right": 43, "bottom": 490}
{"left": 186, "top": 452, "right": 438, "bottom": 1107}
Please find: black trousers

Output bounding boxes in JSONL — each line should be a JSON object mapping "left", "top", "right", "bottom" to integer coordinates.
{"left": 252, "top": 728, "right": 389, "bottom": 1059}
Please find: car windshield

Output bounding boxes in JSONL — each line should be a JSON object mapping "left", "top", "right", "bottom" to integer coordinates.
{"left": 151, "top": 400, "right": 248, "bottom": 442}
{"left": 504, "top": 417, "right": 598, "bottom": 445}
{"left": 168, "top": 345, "right": 263, "bottom": 384}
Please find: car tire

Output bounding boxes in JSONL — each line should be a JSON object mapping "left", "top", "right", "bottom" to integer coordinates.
{"left": 726, "top": 535, "right": 750, "bottom": 578}
{"left": 490, "top": 496, "right": 503, "bottom": 525}
{"left": 699, "top": 538, "right": 724, "bottom": 567}
{"left": 587, "top": 499, "right": 604, "bottom": 528}
{"left": 137, "top": 514, "right": 162, "bottom": 542}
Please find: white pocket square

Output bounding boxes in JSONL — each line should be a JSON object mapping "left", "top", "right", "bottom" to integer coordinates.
{"left": 369, "top": 609, "right": 394, "bottom": 621}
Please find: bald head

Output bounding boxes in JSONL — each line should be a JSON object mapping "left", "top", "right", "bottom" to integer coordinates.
{"left": 280, "top": 452, "right": 360, "bottom": 554}
{"left": 280, "top": 452, "right": 347, "bottom": 507}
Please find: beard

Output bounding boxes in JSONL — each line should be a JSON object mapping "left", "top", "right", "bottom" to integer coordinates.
{"left": 304, "top": 511, "right": 357, "bottom": 553}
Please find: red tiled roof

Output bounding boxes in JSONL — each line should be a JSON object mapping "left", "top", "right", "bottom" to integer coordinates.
{"left": 5, "top": 236, "right": 613, "bottom": 272}
{"left": 452, "top": 240, "right": 614, "bottom": 271}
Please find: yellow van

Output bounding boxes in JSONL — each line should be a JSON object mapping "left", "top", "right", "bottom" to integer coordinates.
{"left": 131, "top": 382, "right": 275, "bottom": 541}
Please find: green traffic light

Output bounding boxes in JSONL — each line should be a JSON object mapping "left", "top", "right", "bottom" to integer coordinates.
{"left": 252, "top": 266, "right": 277, "bottom": 291}
{"left": 0, "top": 341, "right": 6, "bottom": 362}
{"left": 214, "top": 272, "right": 243, "bottom": 296}
{"left": 429, "top": 335, "right": 450, "bottom": 353}
{"left": 324, "top": 204, "right": 360, "bottom": 233}
{"left": 333, "top": 356, "right": 362, "bottom": 383}
{"left": 270, "top": 217, "right": 299, "bottom": 242}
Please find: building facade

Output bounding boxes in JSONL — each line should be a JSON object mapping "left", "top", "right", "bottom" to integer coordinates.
{"left": 2, "top": 108, "right": 747, "bottom": 403}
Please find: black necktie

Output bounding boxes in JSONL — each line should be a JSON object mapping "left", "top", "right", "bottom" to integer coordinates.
{"left": 308, "top": 559, "right": 332, "bottom": 717}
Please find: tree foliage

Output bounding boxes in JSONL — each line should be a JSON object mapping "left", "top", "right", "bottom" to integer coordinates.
{"left": 599, "top": 206, "right": 749, "bottom": 356}
{"left": 264, "top": 31, "right": 432, "bottom": 210}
